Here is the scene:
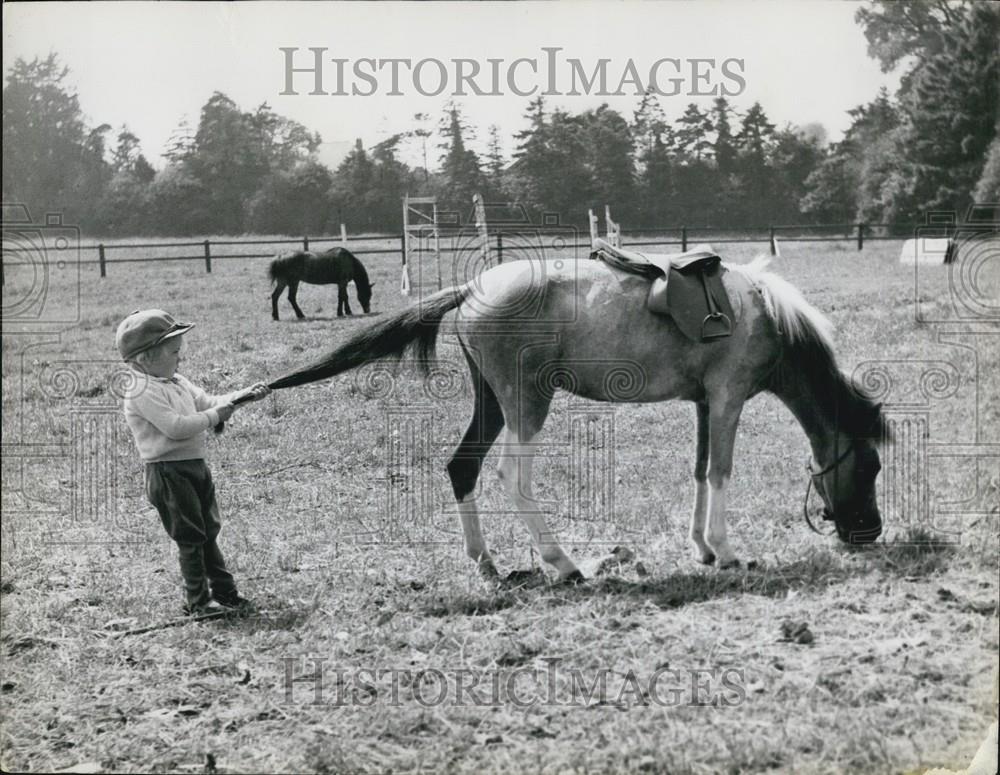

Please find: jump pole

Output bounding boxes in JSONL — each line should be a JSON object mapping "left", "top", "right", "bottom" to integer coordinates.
{"left": 401, "top": 196, "right": 412, "bottom": 296}
{"left": 473, "top": 193, "right": 489, "bottom": 269}
{"left": 402, "top": 195, "right": 440, "bottom": 296}
{"left": 604, "top": 205, "right": 621, "bottom": 248}
{"left": 434, "top": 200, "right": 442, "bottom": 291}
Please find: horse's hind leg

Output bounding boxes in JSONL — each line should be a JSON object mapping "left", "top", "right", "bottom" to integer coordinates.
{"left": 271, "top": 281, "right": 287, "bottom": 320}
{"left": 494, "top": 387, "right": 582, "bottom": 582}
{"left": 446, "top": 355, "right": 505, "bottom": 579}
{"left": 689, "top": 401, "right": 716, "bottom": 565}
{"left": 497, "top": 427, "right": 582, "bottom": 582}
{"left": 288, "top": 280, "right": 305, "bottom": 319}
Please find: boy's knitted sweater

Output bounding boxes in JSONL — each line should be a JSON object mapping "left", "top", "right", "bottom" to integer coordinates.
{"left": 123, "top": 372, "right": 234, "bottom": 462}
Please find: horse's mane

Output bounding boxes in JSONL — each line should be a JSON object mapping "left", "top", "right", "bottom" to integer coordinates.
{"left": 732, "top": 257, "right": 886, "bottom": 442}
{"left": 349, "top": 250, "right": 371, "bottom": 287}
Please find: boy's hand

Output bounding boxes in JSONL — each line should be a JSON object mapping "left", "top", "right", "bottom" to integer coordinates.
{"left": 232, "top": 383, "right": 271, "bottom": 404}
{"left": 216, "top": 403, "right": 236, "bottom": 423}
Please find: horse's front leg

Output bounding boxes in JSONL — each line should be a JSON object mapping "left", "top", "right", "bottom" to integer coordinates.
{"left": 689, "top": 401, "right": 715, "bottom": 565}
{"left": 496, "top": 428, "right": 582, "bottom": 583}
{"left": 338, "top": 283, "right": 352, "bottom": 316}
{"left": 704, "top": 396, "right": 745, "bottom": 569}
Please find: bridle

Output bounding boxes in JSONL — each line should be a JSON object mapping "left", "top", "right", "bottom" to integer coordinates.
{"left": 802, "top": 438, "right": 853, "bottom": 535}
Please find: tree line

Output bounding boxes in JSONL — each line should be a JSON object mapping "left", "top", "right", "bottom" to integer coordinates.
{"left": 3, "top": 1, "right": 996, "bottom": 238}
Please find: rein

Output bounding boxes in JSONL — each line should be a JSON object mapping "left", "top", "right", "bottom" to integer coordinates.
{"left": 802, "top": 439, "right": 853, "bottom": 535}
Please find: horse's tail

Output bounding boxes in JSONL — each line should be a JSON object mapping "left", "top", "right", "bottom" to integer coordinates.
{"left": 268, "top": 284, "right": 472, "bottom": 390}
{"left": 268, "top": 252, "right": 304, "bottom": 285}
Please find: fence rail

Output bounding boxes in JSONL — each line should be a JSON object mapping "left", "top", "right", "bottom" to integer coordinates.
{"left": 66, "top": 222, "right": 927, "bottom": 278}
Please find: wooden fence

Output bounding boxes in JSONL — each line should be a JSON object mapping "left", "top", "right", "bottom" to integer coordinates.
{"left": 77, "top": 222, "right": 916, "bottom": 278}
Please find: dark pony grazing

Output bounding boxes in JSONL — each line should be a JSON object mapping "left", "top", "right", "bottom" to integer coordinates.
{"left": 268, "top": 247, "right": 374, "bottom": 320}
{"left": 268, "top": 256, "right": 887, "bottom": 582}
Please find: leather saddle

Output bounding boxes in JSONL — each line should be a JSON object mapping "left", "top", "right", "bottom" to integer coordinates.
{"left": 591, "top": 238, "right": 737, "bottom": 342}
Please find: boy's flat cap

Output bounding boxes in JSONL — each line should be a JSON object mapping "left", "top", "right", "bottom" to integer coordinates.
{"left": 116, "top": 309, "right": 194, "bottom": 361}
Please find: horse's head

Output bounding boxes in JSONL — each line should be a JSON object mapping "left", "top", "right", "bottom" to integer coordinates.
{"left": 809, "top": 436, "right": 883, "bottom": 544}
{"left": 358, "top": 280, "right": 374, "bottom": 314}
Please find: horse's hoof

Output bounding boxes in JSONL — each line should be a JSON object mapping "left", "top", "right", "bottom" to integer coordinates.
{"left": 479, "top": 561, "right": 499, "bottom": 581}
{"left": 556, "top": 569, "right": 586, "bottom": 586}
{"left": 498, "top": 568, "right": 546, "bottom": 590}
{"left": 697, "top": 551, "right": 716, "bottom": 566}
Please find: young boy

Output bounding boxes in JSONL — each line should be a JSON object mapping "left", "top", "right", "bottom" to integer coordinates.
{"left": 116, "top": 309, "right": 270, "bottom": 616}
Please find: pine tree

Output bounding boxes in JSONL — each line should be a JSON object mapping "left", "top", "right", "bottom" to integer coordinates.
{"left": 542, "top": 109, "right": 593, "bottom": 221}
{"left": 711, "top": 98, "right": 737, "bottom": 177}
{"left": 675, "top": 103, "right": 714, "bottom": 162}
{"left": 636, "top": 129, "right": 675, "bottom": 225}
{"left": 734, "top": 102, "right": 777, "bottom": 224}
{"left": 164, "top": 118, "right": 195, "bottom": 163}
{"left": 770, "top": 125, "right": 826, "bottom": 223}
{"left": 112, "top": 127, "right": 142, "bottom": 172}
{"left": 370, "top": 134, "right": 412, "bottom": 228}
{"left": 513, "top": 97, "right": 547, "bottom": 163}
{"left": 631, "top": 90, "right": 668, "bottom": 171}
{"left": 438, "top": 103, "right": 483, "bottom": 215}
{"left": 509, "top": 97, "right": 554, "bottom": 216}
{"left": 406, "top": 112, "right": 433, "bottom": 182}
{"left": 581, "top": 105, "right": 634, "bottom": 221}
{"left": 485, "top": 125, "right": 507, "bottom": 200}
{"left": 329, "top": 139, "right": 376, "bottom": 231}
{"left": 735, "top": 103, "right": 775, "bottom": 161}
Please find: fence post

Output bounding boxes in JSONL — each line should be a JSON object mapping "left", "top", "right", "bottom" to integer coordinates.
{"left": 303, "top": 235, "right": 309, "bottom": 252}
{"left": 681, "top": 226, "right": 688, "bottom": 252}
{"left": 400, "top": 233, "right": 407, "bottom": 264}
{"left": 769, "top": 226, "right": 777, "bottom": 256}
{"left": 496, "top": 231, "right": 504, "bottom": 264}
{"left": 98, "top": 244, "right": 107, "bottom": 278}
{"left": 203, "top": 240, "right": 212, "bottom": 274}
{"left": 857, "top": 223, "right": 864, "bottom": 251}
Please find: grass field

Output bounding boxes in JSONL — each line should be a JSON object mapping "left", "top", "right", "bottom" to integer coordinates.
{"left": 2, "top": 234, "right": 998, "bottom": 774}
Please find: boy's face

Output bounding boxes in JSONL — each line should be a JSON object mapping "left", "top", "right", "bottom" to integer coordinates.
{"left": 143, "top": 336, "right": 184, "bottom": 378}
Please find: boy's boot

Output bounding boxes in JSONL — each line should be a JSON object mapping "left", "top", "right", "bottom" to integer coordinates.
{"left": 178, "top": 543, "right": 221, "bottom": 615}
{"left": 204, "top": 539, "right": 254, "bottom": 612}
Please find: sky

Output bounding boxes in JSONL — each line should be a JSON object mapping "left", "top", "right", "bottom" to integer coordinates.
{"left": 3, "top": 1, "right": 902, "bottom": 170}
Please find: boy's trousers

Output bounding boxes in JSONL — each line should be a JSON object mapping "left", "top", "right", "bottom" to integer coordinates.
{"left": 144, "top": 459, "right": 238, "bottom": 608}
